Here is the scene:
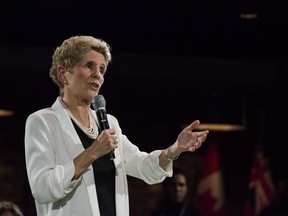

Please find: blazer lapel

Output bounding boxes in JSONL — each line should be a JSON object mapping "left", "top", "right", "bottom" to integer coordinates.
{"left": 52, "top": 97, "right": 85, "bottom": 156}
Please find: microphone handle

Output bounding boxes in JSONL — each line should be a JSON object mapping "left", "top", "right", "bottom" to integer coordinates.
{"left": 96, "top": 110, "right": 115, "bottom": 160}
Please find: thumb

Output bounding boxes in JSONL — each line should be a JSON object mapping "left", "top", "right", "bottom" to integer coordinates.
{"left": 184, "top": 120, "right": 200, "bottom": 132}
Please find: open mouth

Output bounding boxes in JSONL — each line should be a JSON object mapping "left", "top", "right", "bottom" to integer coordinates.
{"left": 90, "top": 83, "right": 99, "bottom": 89}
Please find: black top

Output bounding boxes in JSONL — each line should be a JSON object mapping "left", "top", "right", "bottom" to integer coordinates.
{"left": 72, "top": 120, "right": 116, "bottom": 216}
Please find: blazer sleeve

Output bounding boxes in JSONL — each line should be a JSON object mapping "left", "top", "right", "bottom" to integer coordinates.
{"left": 107, "top": 114, "right": 172, "bottom": 185}
{"left": 25, "top": 110, "right": 81, "bottom": 204}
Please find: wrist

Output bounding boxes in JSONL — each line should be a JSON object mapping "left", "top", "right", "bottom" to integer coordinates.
{"left": 164, "top": 146, "right": 180, "bottom": 162}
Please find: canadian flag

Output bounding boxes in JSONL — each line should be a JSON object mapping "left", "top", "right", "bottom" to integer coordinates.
{"left": 195, "top": 141, "right": 228, "bottom": 216}
{"left": 243, "top": 145, "right": 276, "bottom": 216}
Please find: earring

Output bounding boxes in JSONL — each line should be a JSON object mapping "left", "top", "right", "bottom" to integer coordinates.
{"left": 63, "top": 80, "right": 67, "bottom": 84}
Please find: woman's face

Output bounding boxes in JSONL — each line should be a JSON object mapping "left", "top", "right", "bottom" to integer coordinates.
{"left": 167, "top": 173, "right": 188, "bottom": 203}
{"left": 65, "top": 50, "right": 107, "bottom": 102}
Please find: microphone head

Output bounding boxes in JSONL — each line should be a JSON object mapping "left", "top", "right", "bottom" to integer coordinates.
{"left": 92, "top": 94, "right": 106, "bottom": 111}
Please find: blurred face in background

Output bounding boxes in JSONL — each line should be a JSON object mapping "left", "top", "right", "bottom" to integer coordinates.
{"left": 166, "top": 173, "right": 188, "bottom": 203}
{"left": 1, "top": 211, "right": 15, "bottom": 216}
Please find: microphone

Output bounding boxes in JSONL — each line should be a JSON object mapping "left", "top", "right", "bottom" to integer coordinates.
{"left": 92, "top": 94, "right": 115, "bottom": 160}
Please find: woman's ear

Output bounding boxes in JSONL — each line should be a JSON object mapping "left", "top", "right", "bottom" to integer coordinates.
{"left": 57, "top": 65, "right": 67, "bottom": 84}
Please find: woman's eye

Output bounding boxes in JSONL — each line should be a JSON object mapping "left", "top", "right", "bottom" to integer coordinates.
{"left": 86, "top": 63, "right": 94, "bottom": 69}
{"left": 100, "top": 67, "right": 106, "bottom": 75}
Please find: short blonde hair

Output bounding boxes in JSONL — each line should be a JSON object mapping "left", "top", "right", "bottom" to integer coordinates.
{"left": 49, "top": 35, "right": 112, "bottom": 95}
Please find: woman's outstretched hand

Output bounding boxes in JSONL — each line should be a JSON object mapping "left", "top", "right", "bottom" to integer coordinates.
{"left": 175, "top": 120, "right": 209, "bottom": 153}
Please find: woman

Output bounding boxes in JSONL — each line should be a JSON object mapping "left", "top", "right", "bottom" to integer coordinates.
{"left": 24, "top": 35, "right": 209, "bottom": 216}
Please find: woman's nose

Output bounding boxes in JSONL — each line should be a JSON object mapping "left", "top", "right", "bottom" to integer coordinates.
{"left": 92, "top": 68, "right": 102, "bottom": 78}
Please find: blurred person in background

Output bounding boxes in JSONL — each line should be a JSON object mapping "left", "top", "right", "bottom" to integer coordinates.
{"left": 0, "top": 201, "right": 23, "bottom": 216}
{"left": 150, "top": 167, "right": 202, "bottom": 216}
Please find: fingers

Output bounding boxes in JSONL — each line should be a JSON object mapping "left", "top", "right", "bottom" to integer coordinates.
{"left": 189, "top": 139, "right": 204, "bottom": 152}
{"left": 189, "top": 146, "right": 196, "bottom": 152}
{"left": 197, "top": 130, "right": 209, "bottom": 136}
{"left": 198, "top": 133, "right": 208, "bottom": 142}
{"left": 100, "top": 129, "right": 118, "bottom": 148}
{"left": 188, "top": 132, "right": 208, "bottom": 152}
{"left": 108, "top": 132, "right": 118, "bottom": 146}
{"left": 195, "top": 141, "right": 202, "bottom": 148}
{"left": 195, "top": 131, "right": 209, "bottom": 144}
{"left": 196, "top": 133, "right": 208, "bottom": 146}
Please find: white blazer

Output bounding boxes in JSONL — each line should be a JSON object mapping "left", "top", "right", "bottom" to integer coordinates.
{"left": 25, "top": 97, "right": 172, "bottom": 216}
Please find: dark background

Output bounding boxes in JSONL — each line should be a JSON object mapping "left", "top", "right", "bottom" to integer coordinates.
{"left": 0, "top": 0, "right": 288, "bottom": 215}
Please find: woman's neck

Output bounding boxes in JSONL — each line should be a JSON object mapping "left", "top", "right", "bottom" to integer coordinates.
{"left": 61, "top": 97, "right": 91, "bottom": 128}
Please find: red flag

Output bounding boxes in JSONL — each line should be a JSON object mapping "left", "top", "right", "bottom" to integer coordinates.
{"left": 243, "top": 145, "right": 276, "bottom": 216}
{"left": 195, "top": 141, "right": 228, "bottom": 216}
